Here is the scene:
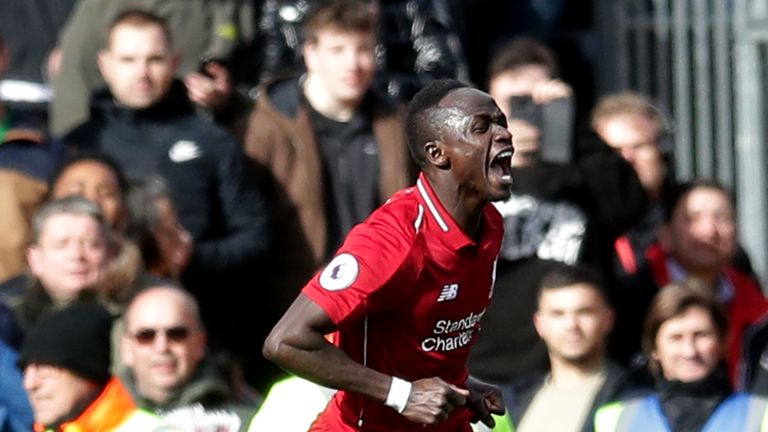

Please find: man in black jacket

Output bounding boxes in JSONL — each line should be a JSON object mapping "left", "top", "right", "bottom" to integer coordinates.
{"left": 65, "top": 9, "right": 272, "bottom": 390}
{"left": 468, "top": 38, "right": 648, "bottom": 384}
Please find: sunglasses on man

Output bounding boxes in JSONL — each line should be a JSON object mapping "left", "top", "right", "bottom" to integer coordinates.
{"left": 131, "top": 326, "right": 193, "bottom": 345}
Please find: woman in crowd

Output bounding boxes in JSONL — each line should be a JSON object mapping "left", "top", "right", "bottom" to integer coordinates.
{"left": 48, "top": 152, "right": 130, "bottom": 231}
{"left": 595, "top": 281, "right": 768, "bottom": 431}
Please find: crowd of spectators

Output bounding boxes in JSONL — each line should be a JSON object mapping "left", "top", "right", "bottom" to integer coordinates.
{"left": 1, "top": 0, "right": 768, "bottom": 431}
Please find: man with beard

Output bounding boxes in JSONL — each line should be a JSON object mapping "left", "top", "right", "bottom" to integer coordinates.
{"left": 487, "top": 264, "right": 644, "bottom": 432}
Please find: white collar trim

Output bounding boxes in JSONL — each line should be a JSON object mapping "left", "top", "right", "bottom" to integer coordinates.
{"left": 417, "top": 178, "right": 449, "bottom": 232}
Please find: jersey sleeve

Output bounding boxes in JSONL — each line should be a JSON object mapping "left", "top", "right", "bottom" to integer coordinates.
{"left": 302, "top": 204, "right": 417, "bottom": 327}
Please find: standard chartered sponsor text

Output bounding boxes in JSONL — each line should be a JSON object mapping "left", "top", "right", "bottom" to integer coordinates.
{"left": 421, "top": 310, "right": 485, "bottom": 352}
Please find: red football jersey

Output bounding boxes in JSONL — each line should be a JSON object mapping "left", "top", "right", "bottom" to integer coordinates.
{"left": 303, "top": 173, "right": 503, "bottom": 431}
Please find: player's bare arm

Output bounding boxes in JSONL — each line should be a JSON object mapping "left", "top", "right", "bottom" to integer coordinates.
{"left": 263, "top": 293, "right": 471, "bottom": 425}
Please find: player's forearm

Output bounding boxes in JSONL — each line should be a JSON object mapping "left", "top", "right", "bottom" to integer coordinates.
{"left": 264, "top": 326, "right": 391, "bottom": 402}
{"left": 263, "top": 294, "right": 393, "bottom": 403}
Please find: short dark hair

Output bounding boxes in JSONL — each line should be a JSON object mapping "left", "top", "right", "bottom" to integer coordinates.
{"left": 106, "top": 9, "right": 172, "bottom": 49}
{"left": 663, "top": 178, "right": 733, "bottom": 223}
{"left": 488, "top": 37, "right": 559, "bottom": 84}
{"left": 48, "top": 151, "right": 129, "bottom": 200}
{"left": 304, "top": 0, "right": 377, "bottom": 44}
{"left": 405, "top": 79, "right": 468, "bottom": 166}
{"left": 642, "top": 280, "right": 729, "bottom": 376}
{"left": 537, "top": 264, "right": 608, "bottom": 305}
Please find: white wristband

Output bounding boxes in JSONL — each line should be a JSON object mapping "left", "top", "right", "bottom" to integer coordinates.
{"left": 385, "top": 377, "right": 412, "bottom": 413}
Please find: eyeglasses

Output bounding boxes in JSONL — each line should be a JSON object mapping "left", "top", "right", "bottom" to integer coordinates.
{"left": 131, "top": 326, "right": 192, "bottom": 345}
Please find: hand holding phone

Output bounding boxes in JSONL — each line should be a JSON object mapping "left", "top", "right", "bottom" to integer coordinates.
{"left": 186, "top": 57, "right": 232, "bottom": 110}
{"left": 507, "top": 94, "right": 575, "bottom": 164}
{"left": 197, "top": 56, "right": 218, "bottom": 78}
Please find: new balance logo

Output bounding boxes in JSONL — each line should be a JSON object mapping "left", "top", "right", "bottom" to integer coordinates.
{"left": 437, "top": 284, "right": 459, "bottom": 302}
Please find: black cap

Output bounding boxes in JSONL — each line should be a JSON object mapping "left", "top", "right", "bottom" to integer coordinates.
{"left": 19, "top": 302, "right": 113, "bottom": 385}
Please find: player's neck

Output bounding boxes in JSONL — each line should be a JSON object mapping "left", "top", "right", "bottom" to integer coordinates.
{"left": 428, "top": 174, "right": 485, "bottom": 240}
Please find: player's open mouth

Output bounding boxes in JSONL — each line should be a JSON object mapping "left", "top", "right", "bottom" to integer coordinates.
{"left": 490, "top": 149, "right": 513, "bottom": 183}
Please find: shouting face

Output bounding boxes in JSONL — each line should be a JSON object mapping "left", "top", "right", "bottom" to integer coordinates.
{"left": 432, "top": 88, "right": 515, "bottom": 202}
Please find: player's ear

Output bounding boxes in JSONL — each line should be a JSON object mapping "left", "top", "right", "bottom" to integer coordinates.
{"left": 424, "top": 140, "right": 449, "bottom": 168}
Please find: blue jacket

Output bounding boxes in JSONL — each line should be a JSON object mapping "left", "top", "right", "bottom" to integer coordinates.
{"left": 595, "top": 393, "right": 768, "bottom": 432}
{"left": 0, "top": 341, "right": 33, "bottom": 432}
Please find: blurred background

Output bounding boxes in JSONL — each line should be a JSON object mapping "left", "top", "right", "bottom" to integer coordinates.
{"left": 453, "top": 0, "right": 768, "bottom": 287}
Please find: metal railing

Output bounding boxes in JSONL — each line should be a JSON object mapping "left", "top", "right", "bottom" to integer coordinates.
{"left": 595, "top": 0, "right": 768, "bottom": 285}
